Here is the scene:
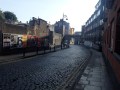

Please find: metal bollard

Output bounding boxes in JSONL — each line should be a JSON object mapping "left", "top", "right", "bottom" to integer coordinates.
{"left": 61, "top": 44, "right": 62, "bottom": 49}
{"left": 23, "top": 47, "right": 26, "bottom": 58}
{"left": 54, "top": 45, "right": 56, "bottom": 52}
{"left": 36, "top": 46, "right": 38, "bottom": 55}
{"left": 44, "top": 47, "right": 46, "bottom": 54}
{"left": 50, "top": 47, "right": 51, "bottom": 52}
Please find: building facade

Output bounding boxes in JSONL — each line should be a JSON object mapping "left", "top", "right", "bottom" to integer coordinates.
{"left": 49, "top": 31, "right": 62, "bottom": 46}
{"left": 54, "top": 19, "right": 70, "bottom": 36}
{"left": 49, "top": 24, "right": 62, "bottom": 46}
{"left": 28, "top": 17, "right": 49, "bottom": 37}
{"left": 0, "top": 20, "right": 29, "bottom": 52}
{"left": 3, "top": 23, "right": 27, "bottom": 34}
{"left": 49, "top": 24, "right": 55, "bottom": 31}
{"left": 69, "top": 28, "right": 74, "bottom": 35}
{"left": 81, "top": 25, "right": 85, "bottom": 43}
{"left": 74, "top": 32, "right": 81, "bottom": 35}
{"left": 0, "top": 17, "right": 50, "bottom": 53}
{"left": 0, "top": 19, "right": 5, "bottom": 52}
{"left": 103, "top": 0, "right": 120, "bottom": 88}
{"left": 82, "top": 0, "right": 105, "bottom": 49}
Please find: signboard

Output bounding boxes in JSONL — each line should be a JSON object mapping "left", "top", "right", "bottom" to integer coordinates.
{"left": 22, "top": 35, "right": 27, "bottom": 48}
{"left": 11, "top": 34, "right": 18, "bottom": 47}
{"left": 2, "top": 33, "right": 44, "bottom": 49}
{"left": 3, "top": 33, "right": 11, "bottom": 48}
{"left": 17, "top": 35, "right": 23, "bottom": 48}
{"left": 3, "top": 33, "right": 28, "bottom": 48}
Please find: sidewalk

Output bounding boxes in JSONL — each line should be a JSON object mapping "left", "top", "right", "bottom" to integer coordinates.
{"left": 0, "top": 46, "right": 66, "bottom": 64}
{"left": 73, "top": 49, "right": 114, "bottom": 90}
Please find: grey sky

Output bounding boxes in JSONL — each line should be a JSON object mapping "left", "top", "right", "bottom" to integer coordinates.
{"left": 0, "top": 0, "right": 98, "bottom": 31}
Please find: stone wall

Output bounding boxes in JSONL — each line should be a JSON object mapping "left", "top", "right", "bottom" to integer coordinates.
{"left": 49, "top": 31, "right": 62, "bottom": 46}
{"left": 39, "top": 20, "right": 48, "bottom": 37}
{"left": 29, "top": 18, "right": 49, "bottom": 38}
{"left": 3, "top": 23, "right": 27, "bottom": 34}
{"left": 0, "top": 20, "right": 4, "bottom": 52}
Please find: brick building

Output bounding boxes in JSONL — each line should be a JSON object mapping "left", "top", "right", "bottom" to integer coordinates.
{"left": 103, "top": 0, "right": 120, "bottom": 88}
{"left": 28, "top": 17, "right": 49, "bottom": 37}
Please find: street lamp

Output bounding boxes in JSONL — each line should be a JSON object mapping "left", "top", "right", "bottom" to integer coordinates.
{"left": 62, "top": 13, "right": 68, "bottom": 36}
{"left": 61, "top": 13, "right": 68, "bottom": 49}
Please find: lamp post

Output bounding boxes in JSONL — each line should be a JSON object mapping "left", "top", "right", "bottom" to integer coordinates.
{"left": 62, "top": 14, "right": 68, "bottom": 36}
{"left": 61, "top": 14, "right": 68, "bottom": 49}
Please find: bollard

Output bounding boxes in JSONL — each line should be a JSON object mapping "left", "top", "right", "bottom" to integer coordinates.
{"left": 54, "top": 45, "right": 56, "bottom": 52}
{"left": 36, "top": 46, "right": 38, "bottom": 55}
{"left": 50, "top": 46, "right": 51, "bottom": 52}
{"left": 68, "top": 45, "right": 70, "bottom": 48}
{"left": 23, "top": 47, "right": 26, "bottom": 58}
{"left": 44, "top": 46, "right": 46, "bottom": 54}
{"left": 49, "top": 43, "right": 51, "bottom": 52}
{"left": 61, "top": 44, "right": 62, "bottom": 49}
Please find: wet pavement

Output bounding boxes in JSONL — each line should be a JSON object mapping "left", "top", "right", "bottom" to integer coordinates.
{"left": 0, "top": 45, "right": 90, "bottom": 90}
{"left": 73, "top": 49, "right": 113, "bottom": 90}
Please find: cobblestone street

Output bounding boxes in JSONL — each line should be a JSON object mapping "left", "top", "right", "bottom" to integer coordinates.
{"left": 0, "top": 45, "right": 90, "bottom": 90}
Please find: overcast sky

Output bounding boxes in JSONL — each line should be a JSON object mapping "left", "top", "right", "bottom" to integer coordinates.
{"left": 0, "top": 0, "right": 98, "bottom": 31}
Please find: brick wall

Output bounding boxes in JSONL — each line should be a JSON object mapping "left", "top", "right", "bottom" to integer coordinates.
{"left": 3, "top": 23, "right": 27, "bottom": 34}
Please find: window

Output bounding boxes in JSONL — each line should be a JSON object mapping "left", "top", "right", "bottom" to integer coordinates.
{"left": 95, "top": 0, "right": 101, "bottom": 9}
{"left": 0, "top": 23, "right": 2, "bottom": 31}
{"left": 100, "top": 20, "right": 103, "bottom": 25}
{"left": 110, "top": 20, "right": 114, "bottom": 50}
{"left": 103, "top": 6, "right": 104, "bottom": 11}
{"left": 95, "top": 14, "right": 97, "bottom": 19}
{"left": 115, "top": 10, "right": 120, "bottom": 55}
{"left": 98, "top": 10, "right": 101, "bottom": 16}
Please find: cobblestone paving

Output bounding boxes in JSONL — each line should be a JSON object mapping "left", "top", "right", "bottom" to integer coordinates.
{"left": 0, "top": 45, "right": 90, "bottom": 90}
